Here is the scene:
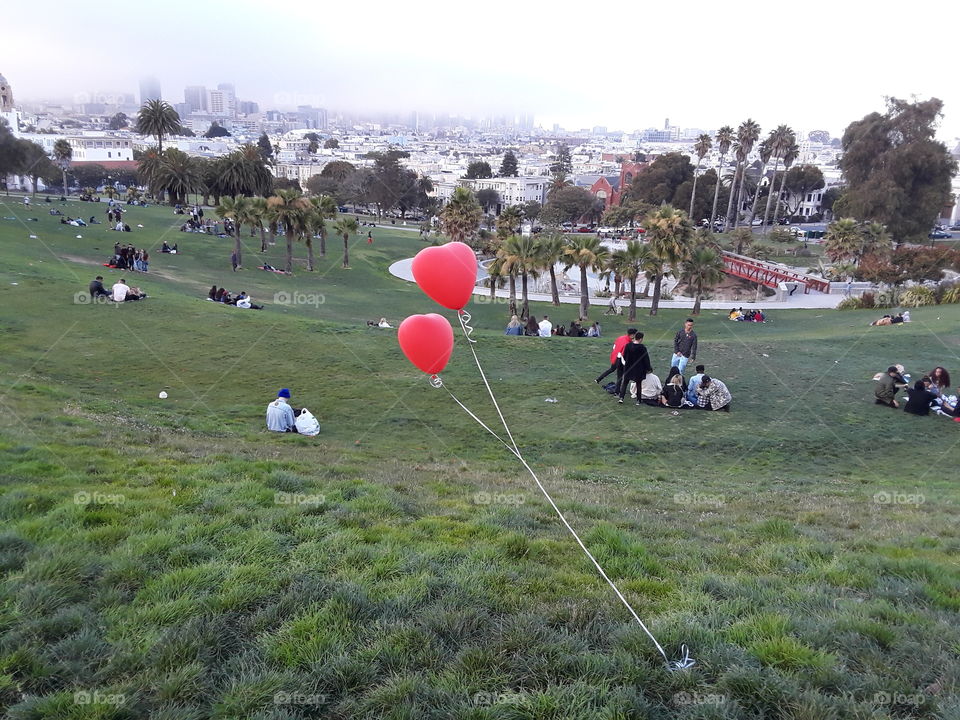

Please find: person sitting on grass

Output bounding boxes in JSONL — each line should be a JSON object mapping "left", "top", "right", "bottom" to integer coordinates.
{"left": 524, "top": 316, "right": 540, "bottom": 336}
{"left": 504, "top": 315, "right": 523, "bottom": 335}
{"left": 686, "top": 364, "right": 706, "bottom": 406}
{"left": 660, "top": 371, "right": 687, "bottom": 408}
{"left": 266, "top": 388, "right": 297, "bottom": 433}
{"left": 88, "top": 276, "right": 110, "bottom": 300}
{"left": 112, "top": 278, "right": 130, "bottom": 302}
{"left": 874, "top": 365, "right": 906, "bottom": 408}
{"left": 927, "top": 366, "right": 951, "bottom": 396}
{"left": 903, "top": 378, "right": 938, "bottom": 416}
{"left": 696, "top": 375, "right": 732, "bottom": 411}
{"left": 378, "top": 317, "right": 393, "bottom": 328}
{"left": 637, "top": 372, "right": 663, "bottom": 406}
{"left": 587, "top": 322, "right": 601, "bottom": 337}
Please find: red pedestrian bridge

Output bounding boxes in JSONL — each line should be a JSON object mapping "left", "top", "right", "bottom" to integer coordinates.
{"left": 721, "top": 251, "right": 829, "bottom": 293}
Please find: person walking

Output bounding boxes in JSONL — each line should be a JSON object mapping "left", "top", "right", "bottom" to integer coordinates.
{"left": 671, "top": 318, "right": 698, "bottom": 375}
{"left": 596, "top": 327, "right": 636, "bottom": 390}
{"left": 618, "top": 332, "right": 652, "bottom": 404}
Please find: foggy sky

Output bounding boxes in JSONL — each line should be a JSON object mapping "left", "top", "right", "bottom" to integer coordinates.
{"left": 6, "top": 0, "right": 960, "bottom": 142}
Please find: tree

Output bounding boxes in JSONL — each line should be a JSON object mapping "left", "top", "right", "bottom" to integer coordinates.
{"left": 761, "top": 126, "right": 796, "bottom": 229}
{"left": 745, "top": 137, "right": 774, "bottom": 226}
{"left": 725, "top": 119, "right": 761, "bottom": 230}
{"left": 688, "top": 134, "right": 712, "bottom": 218}
{"left": 216, "top": 196, "right": 252, "bottom": 268}
{"left": 204, "top": 121, "right": 231, "bottom": 138}
{"left": 808, "top": 130, "right": 831, "bottom": 144}
{"left": 771, "top": 140, "right": 800, "bottom": 224}
{"left": 617, "top": 240, "right": 657, "bottom": 320}
{"left": 18, "top": 140, "right": 55, "bottom": 196}
{"left": 267, "top": 189, "right": 311, "bottom": 272}
{"left": 332, "top": 216, "right": 359, "bottom": 268}
{"left": 563, "top": 236, "right": 609, "bottom": 319}
{"left": 536, "top": 234, "right": 565, "bottom": 306}
{"left": 496, "top": 205, "right": 523, "bottom": 241}
{"left": 548, "top": 172, "right": 571, "bottom": 195}
{"left": 680, "top": 246, "right": 724, "bottom": 315}
{"left": 249, "top": 197, "right": 269, "bottom": 252}
{"left": 323, "top": 138, "right": 339, "bottom": 149}
{"left": 500, "top": 235, "right": 539, "bottom": 318}
{"left": 475, "top": 188, "right": 500, "bottom": 215}
{"left": 440, "top": 187, "right": 482, "bottom": 246}
{"left": 728, "top": 227, "right": 754, "bottom": 255}
{"left": 521, "top": 200, "right": 541, "bottom": 223}
{"left": 366, "top": 150, "right": 420, "bottom": 219}
{"left": 837, "top": 97, "right": 957, "bottom": 243}
{"left": 53, "top": 139, "right": 73, "bottom": 197}
{"left": 320, "top": 160, "right": 355, "bottom": 181}
{"left": 625, "top": 152, "right": 694, "bottom": 207}
{"left": 550, "top": 143, "right": 572, "bottom": 174}
{"left": 498, "top": 150, "right": 519, "bottom": 177}
{"left": 0, "top": 121, "right": 26, "bottom": 194}
{"left": 544, "top": 186, "right": 594, "bottom": 226}
{"left": 135, "top": 99, "right": 181, "bottom": 154}
{"left": 257, "top": 132, "right": 273, "bottom": 162}
{"left": 464, "top": 160, "right": 492, "bottom": 179}
{"left": 153, "top": 148, "right": 200, "bottom": 205}
{"left": 710, "top": 126, "right": 734, "bottom": 230}
{"left": 309, "top": 194, "right": 337, "bottom": 257}
{"left": 108, "top": 112, "right": 128, "bottom": 130}
{"left": 783, "top": 165, "right": 825, "bottom": 217}
{"left": 821, "top": 186, "right": 843, "bottom": 220}
{"left": 643, "top": 204, "right": 695, "bottom": 315}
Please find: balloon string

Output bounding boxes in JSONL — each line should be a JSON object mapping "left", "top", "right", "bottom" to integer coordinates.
{"left": 450, "top": 320, "right": 694, "bottom": 671}
{"left": 429, "top": 375, "right": 520, "bottom": 460}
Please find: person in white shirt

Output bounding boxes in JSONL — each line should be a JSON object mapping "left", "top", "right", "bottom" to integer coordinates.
{"left": 378, "top": 317, "right": 392, "bottom": 328}
{"left": 538, "top": 315, "right": 553, "bottom": 337}
{"left": 112, "top": 279, "right": 130, "bottom": 302}
{"left": 638, "top": 372, "right": 663, "bottom": 406}
{"left": 266, "top": 388, "right": 297, "bottom": 432}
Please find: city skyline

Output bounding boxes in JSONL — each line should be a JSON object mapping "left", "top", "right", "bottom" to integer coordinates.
{"left": 5, "top": 0, "right": 960, "bottom": 141}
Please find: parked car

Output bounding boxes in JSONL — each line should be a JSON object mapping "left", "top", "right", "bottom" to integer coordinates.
{"left": 950, "top": 224, "right": 960, "bottom": 231}
{"left": 928, "top": 230, "right": 952, "bottom": 239}
{"left": 576, "top": 226, "right": 593, "bottom": 233}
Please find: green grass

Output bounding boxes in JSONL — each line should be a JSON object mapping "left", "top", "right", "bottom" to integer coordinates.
{"left": 0, "top": 194, "right": 958, "bottom": 718}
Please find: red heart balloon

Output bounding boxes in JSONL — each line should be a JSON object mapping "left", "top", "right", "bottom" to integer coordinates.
{"left": 398, "top": 314, "right": 454, "bottom": 375}
{"left": 411, "top": 242, "right": 478, "bottom": 310}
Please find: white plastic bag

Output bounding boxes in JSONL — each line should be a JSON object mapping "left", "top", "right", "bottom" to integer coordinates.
{"left": 294, "top": 408, "right": 320, "bottom": 436}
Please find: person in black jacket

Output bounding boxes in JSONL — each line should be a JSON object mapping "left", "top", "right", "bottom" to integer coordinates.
{"left": 903, "top": 378, "right": 937, "bottom": 416}
{"left": 88, "top": 276, "right": 110, "bottom": 300}
{"left": 618, "top": 332, "right": 652, "bottom": 404}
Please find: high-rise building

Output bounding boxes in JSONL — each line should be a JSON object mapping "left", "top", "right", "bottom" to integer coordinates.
{"left": 184, "top": 85, "right": 207, "bottom": 112}
{"left": 296, "top": 105, "right": 327, "bottom": 130}
{"left": 208, "top": 86, "right": 236, "bottom": 117}
{"left": 139, "top": 76, "right": 161, "bottom": 104}
{"left": 238, "top": 100, "right": 259, "bottom": 116}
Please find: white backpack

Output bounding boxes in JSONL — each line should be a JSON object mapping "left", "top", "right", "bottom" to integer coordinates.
{"left": 294, "top": 408, "right": 320, "bottom": 436}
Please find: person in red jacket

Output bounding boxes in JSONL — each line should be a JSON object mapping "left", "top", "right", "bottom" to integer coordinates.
{"left": 595, "top": 328, "right": 637, "bottom": 395}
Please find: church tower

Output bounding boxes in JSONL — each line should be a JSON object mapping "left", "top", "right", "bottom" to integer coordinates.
{"left": 0, "top": 74, "right": 13, "bottom": 112}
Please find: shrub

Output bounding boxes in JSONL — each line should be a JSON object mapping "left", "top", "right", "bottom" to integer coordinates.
{"left": 900, "top": 286, "right": 936, "bottom": 307}
{"left": 942, "top": 286, "right": 960, "bottom": 304}
{"left": 768, "top": 228, "right": 794, "bottom": 244}
{"left": 837, "top": 297, "right": 861, "bottom": 310}
{"left": 858, "top": 291, "right": 876, "bottom": 308}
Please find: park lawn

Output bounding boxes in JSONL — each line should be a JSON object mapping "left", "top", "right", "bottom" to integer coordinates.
{"left": 0, "top": 194, "right": 958, "bottom": 719}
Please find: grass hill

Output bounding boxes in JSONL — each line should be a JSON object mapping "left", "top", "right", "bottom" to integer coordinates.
{"left": 0, "top": 194, "right": 958, "bottom": 718}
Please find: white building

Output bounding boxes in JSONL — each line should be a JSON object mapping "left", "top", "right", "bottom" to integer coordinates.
{"left": 465, "top": 176, "right": 548, "bottom": 208}
{"left": 18, "top": 132, "right": 134, "bottom": 163}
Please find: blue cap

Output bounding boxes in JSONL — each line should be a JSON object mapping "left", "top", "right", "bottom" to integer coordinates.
{"left": 278, "top": 388, "right": 291, "bottom": 398}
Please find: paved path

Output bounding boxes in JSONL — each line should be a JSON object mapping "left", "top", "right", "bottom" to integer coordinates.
{"left": 388, "top": 258, "right": 845, "bottom": 310}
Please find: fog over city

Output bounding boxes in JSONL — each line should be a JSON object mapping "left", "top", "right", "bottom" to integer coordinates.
{"left": 7, "top": 0, "right": 960, "bottom": 139}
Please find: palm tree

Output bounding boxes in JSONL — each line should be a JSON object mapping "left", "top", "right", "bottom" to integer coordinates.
{"left": 267, "top": 189, "right": 311, "bottom": 272}
{"left": 710, "top": 126, "right": 734, "bottom": 231}
{"left": 439, "top": 187, "right": 482, "bottom": 245}
{"left": 52, "top": 139, "right": 72, "bottom": 197}
{"left": 309, "top": 195, "right": 338, "bottom": 257}
{"left": 761, "top": 126, "right": 795, "bottom": 229}
{"left": 644, "top": 204, "right": 695, "bottom": 316}
{"left": 248, "top": 197, "right": 269, "bottom": 252}
{"left": 859, "top": 222, "right": 892, "bottom": 265}
{"left": 563, "top": 236, "right": 610, "bottom": 320}
{"left": 824, "top": 218, "right": 862, "bottom": 264}
{"left": 156, "top": 149, "right": 200, "bottom": 206}
{"left": 729, "top": 227, "right": 754, "bottom": 255}
{"left": 496, "top": 204, "right": 523, "bottom": 241}
{"left": 103, "top": 185, "right": 117, "bottom": 201}
{"left": 217, "top": 195, "right": 252, "bottom": 268}
{"left": 617, "top": 240, "right": 656, "bottom": 321}
{"left": 500, "top": 235, "right": 539, "bottom": 319}
{"left": 134, "top": 99, "right": 181, "bottom": 154}
{"left": 486, "top": 255, "right": 505, "bottom": 303}
{"left": 725, "top": 119, "right": 761, "bottom": 230}
{"left": 689, "top": 133, "right": 713, "bottom": 218}
{"left": 333, "top": 216, "right": 360, "bottom": 268}
{"left": 548, "top": 172, "right": 571, "bottom": 195}
{"left": 680, "top": 246, "right": 724, "bottom": 315}
{"left": 745, "top": 137, "right": 773, "bottom": 226}
{"left": 771, "top": 140, "right": 800, "bottom": 225}
{"left": 535, "top": 233, "right": 565, "bottom": 306}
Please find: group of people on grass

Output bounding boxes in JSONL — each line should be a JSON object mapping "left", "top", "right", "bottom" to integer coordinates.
{"left": 105, "top": 243, "right": 149, "bottom": 272}
{"left": 88, "top": 276, "right": 146, "bottom": 302}
{"left": 874, "top": 365, "right": 959, "bottom": 420}
{"left": 207, "top": 285, "right": 262, "bottom": 309}
{"left": 728, "top": 307, "right": 766, "bottom": 322}
{"left": 505, "top": 315, "right": 601, "bottom": 337}
{"left": 870, "top": 312, "right": 910, "bottom": 326}
{"left": 595, "top": 319, "right": 732, "bottom": 411}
